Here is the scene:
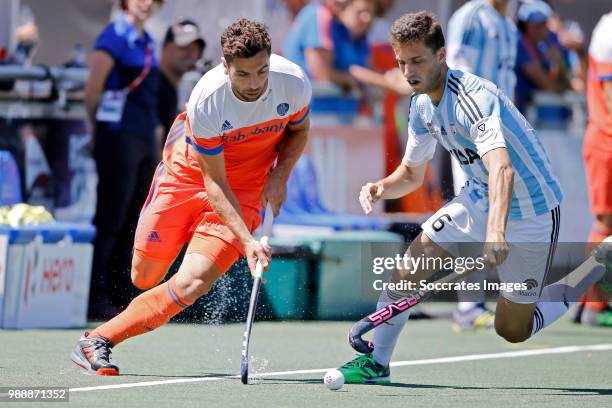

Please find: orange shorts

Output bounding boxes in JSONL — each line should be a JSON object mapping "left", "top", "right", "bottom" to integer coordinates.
{"left": 134, "top": 163, "right": 262, "bottom": 272}
{"left": 583, "top": 127, "right": 612, "bottom": 216}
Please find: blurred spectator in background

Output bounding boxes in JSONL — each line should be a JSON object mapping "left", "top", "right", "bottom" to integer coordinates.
{"left": 284, "top": 0, "right": 410, "bottom": 97}
{"left": 282, "top": 0, "right": 312, "bottom": 21}
{"left": 547, "top": 13, "right": 587, "bottom": 93}
{"left": 367, "top": 0, "right": 394, "bottom": 46}
{"left": 85, "top": 0, "right": 162, "bottom": 317}
{"left": 345, "top": 1, "right": 412, "bottom": 97}
{"left": 0, "top": 4, "right": 40, "bottom": 194}
{"left": 576, "top": 11, "right": 612, "bottom": 326}
{"left": 364, "top": 0, "right": 412, "bottom": 96}
{"left": 283, "top": 0, "right": 362, "bottom": 91}
{"left": 11, "top": 5, "right": 39, "bottom": 66}
{"left": 445, "top": 0, "right": 518, "bottom": 332}
{"left": 158, "top": 19, "right": 205, "bottom": 137}
{"left": 515, "top": 0, "right": 571, "bottom": 114}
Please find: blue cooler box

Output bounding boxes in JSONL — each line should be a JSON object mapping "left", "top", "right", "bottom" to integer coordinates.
{"left": 0, "top": 223, "right": 95, "bottom": 329}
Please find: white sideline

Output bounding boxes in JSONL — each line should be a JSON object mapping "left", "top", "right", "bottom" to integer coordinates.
{"left": 69, "top": 343, "right": 612, "bottom": 393}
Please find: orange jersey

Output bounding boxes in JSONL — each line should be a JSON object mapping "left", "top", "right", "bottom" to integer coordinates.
{"left": 162, "top": 54, "right": 311, "bottom": 210}
{"left": 586, "top": 12, "right": 612, "bottom": 137}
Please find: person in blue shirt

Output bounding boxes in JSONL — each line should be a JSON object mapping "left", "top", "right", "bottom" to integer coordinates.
{"left": 514, "top": 0, "right": 570, "bottom": 115}
{"left": 284, "top": 0, "right": 411, "bottom": 108}
{"left": 283, "top": 0, "right": 373, "bottom": 91}
{"left": 85, "top": 0, "right": 163, "bottom": 318}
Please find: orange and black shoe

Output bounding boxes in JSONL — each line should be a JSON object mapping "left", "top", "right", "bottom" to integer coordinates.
{"left": 70, "top": 332, "right": 119, "bottom": 375}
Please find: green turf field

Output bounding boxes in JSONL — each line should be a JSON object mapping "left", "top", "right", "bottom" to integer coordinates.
{"left": 1, "top": 313, "right": 611, "bottom": 407}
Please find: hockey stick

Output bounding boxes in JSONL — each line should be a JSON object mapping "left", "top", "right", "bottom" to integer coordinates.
{"left": 240, "top": 203, "right": 274, "bottom": 384}
{"left": 349, "top": 266, "right": 480, "bottom": 354}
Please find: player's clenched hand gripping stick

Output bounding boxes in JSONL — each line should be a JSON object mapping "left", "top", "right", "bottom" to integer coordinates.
{"left": 241, "top": 203, "right": 274, "bottom": 384}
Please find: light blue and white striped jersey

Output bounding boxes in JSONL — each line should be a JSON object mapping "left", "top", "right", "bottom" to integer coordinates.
{"left": 402, "top": 69, "right": 563, "bottom": 220}
{"left": 446, "top": 0, "right": 518, "bottom": 98}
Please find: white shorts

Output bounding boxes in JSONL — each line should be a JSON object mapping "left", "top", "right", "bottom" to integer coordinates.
{"left": 421, "top": 192, "right": 561, "bottom": 304}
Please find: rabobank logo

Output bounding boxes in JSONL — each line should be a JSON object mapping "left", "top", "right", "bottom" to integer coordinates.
{"left": 277, "top": 103, "right": 289, "bottom": 116}
{"left": 221, "top": 121, "right": 286, "bottom": 143}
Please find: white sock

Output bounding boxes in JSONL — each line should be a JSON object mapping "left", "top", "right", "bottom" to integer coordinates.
{"left": 531, "top": 281, "right": 573, "bottom": 336}
{"left": 371, "top": 289, "right": 411, "bottom": 367}
{"left": 531, "top": 301, "right": 571, "bottom": 335}
{"left": 532, "top": 258, "right": 605, "bottom": 335}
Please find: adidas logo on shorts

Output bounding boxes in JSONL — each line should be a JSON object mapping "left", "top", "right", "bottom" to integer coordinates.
{"left": 146, "top": 231, "right": 161, "bottom": 242}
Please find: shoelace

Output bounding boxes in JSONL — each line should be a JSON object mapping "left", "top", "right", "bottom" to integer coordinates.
{"left": 341, "top": 355, "right": 373, "bottom": 369}
{"left": 90, "top": 339, "right": 112, "bottom": 362}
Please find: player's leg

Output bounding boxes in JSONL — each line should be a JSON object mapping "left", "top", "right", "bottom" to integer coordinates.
{"left": 71, "top": 166, "right": 198, "bottom": 375}
{"left": 131, "top": 250, "right": 175, "bottom": 290}
{"left": 494, "top": 298, "right": 536, "bottom": 342}
{"left": 91, "top": 235, "right": 238, "bottom": 343}
{"left": 72, "top": 235, "right": 240, "bottom": 375}
{"left": 129, "top": 161, "right": 187, "bottom": 290}
{"left": 494, "top": 208, "right": 610, "bottom": 341}
{"left": 493, "top": 206, "right": 561, "bottom": 342}
{"left": 372, "top": 232, "right": 450, "bottom": 363}
{"left": 338, "top": 195, "right": 474, "bottom": 383}
{"left": 495, "top": 239, "right": 611, "bottom": 341}
{"left": 173, "top": 234, "right": 241, "bottom": 299}
{"left": 71, "top": 202, "right": 261, "bottom": 375}
{"left": 338, "top": 231, "right": 451, "bottom": 383}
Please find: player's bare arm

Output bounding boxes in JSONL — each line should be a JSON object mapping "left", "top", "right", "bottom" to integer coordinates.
{"left": 482, "top": 146, "right": 514, "bottom": 266}
{"left": 195, "top": 151, "right": 271, "bottom": 276}
{"left": 358, "top": 162, "right": 427, "bottom": 215}
{"left": 261, "top": 117, "right": 310, "bottom": 216}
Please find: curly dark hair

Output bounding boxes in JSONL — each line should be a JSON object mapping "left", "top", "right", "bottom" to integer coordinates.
{"left": 220, "top": 18, "right": 271, "bottom": 62}
{"left": 390, "top": 11, "right": 445, "bottom": 53}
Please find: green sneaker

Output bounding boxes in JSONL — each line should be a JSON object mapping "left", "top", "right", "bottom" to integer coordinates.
{"left": 594, "top": 309, "right": 612, "bottom": 327}
{"left": 337, "top": 354, "right": 390, "bottom": 384}
{"left": 593, "top": 236, "right": 612, "bottom": 293}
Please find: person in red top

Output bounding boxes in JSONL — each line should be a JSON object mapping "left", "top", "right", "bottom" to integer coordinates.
{"left": 578, "top": 11, "right": 612, "bottom": 325}
{"left": 71, "top": 19, "right": 312, "bottom": 375}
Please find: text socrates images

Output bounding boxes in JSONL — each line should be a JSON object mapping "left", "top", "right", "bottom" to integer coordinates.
{"left": 371, "top": 253, "right": 528, "bottom": 293}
